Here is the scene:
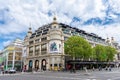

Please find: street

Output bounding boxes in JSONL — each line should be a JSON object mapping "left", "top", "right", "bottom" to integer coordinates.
{"left": 0, "top": 68, "right": 120, "bottom": 80}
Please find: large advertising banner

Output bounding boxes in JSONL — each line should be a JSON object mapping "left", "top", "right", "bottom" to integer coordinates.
{"left": 50, "top": 42, "right": 58, "bottom": 51}
{"left": 49, "top": 41, "right": 62, "bottom": 53}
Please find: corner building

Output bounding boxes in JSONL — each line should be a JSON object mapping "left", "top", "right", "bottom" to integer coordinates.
{"left": 1, "top": 39, "right": 23, "bottom": 71}
{"left": 24, "top": 17, "right": 113, "bottom": 71}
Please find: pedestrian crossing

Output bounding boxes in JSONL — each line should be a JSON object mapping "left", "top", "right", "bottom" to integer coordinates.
{"left": 0, "top": 73, "right": 20, "bottom": 76}
{"left": 85, "top": 79, "right": 112, "bottom": 80}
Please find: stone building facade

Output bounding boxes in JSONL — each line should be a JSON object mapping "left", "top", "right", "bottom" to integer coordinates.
{"left": 24, "top": 16, "right": 120, "bottom": 71}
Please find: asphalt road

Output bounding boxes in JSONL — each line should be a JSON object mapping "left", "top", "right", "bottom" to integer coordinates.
{"left": 0, "top": 68, "right": 120, "bottom": 80}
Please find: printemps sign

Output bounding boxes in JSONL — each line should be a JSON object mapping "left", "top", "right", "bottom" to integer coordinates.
{"left": 7, "top": 47, "right": 15, "bottom": 51}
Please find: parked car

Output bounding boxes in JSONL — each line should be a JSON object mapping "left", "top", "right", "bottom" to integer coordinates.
{"left": 9, "top": 69, "right": 16, "bottom": 73}
{"left": 4, "top": 70, "right": 9, "bottom": 74}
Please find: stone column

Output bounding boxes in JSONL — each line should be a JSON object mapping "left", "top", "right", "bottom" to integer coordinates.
{"left": 52, "top": 57, "right": 54, "bottom": 70}
{"left": 12, "top": 51, "right": 15, "bottom": 69}
{"left": 33, "top": 46, "right": 35, "bottom": 56}
{"left": 26, "top": 60, "right": 29, "bottom": 70}
{"left": 39, "top": 59, "right": 41, "bottom": 70}
{"left": 46, "top": 58, "right": 49, "bottom": 70}
{"left": 39, "top": 45, "right": 41, "bottom": 55}
{"left": 62, "top": 56, "right": 65, "bottom": 68}
{"left": 32, "top": 59, "right": 35, "bottom": 69}
{"left": 57, "top": 57, "right": 60, "bottom": 70}
{"left": 5, "top": 52, "right": 8, "bottom": 70}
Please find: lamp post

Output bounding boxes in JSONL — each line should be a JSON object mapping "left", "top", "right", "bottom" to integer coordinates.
{"left": 4, "top": 53, "right": 6, "bottom": 70}
{"left": 21, "top": 56, "right": 23, "bottom": 72}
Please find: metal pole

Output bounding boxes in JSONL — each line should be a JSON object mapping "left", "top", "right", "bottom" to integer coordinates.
{"left": 5, "top": 52, "right": 8, "bottom": 70}
{"left": 21, "top": 56, "right": 23, "bottom": 71}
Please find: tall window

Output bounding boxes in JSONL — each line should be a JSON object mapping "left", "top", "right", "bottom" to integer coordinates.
{"left": 8, "top": 53, "right": 13, "bottom": 60}
{"left": 41, "top": 37, "right": 47, "bottom": 41}
{"left": 41, "top": 43, "right": 47, "bottom": 55}
{"left": 29, "top": 60, "right": 33, "bottom": 68}
{"left": 63, "top": 28, "right": 71, "bottom": 35}
{"left": 35, "top": 39, "right": 39, "bottom": 43}
{"left": 15, "top": 52, "right": 21, "bottom": 60}
{"left": 29, "top": 47, "right": 33, "bottom": 56}
{"left": 29, "top": 41, "right": 34, "bottom": 44}
{"left": 35, "top": 45, "right": 40, "bottom": 56}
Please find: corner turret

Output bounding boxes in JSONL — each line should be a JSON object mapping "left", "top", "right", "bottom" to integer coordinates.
{"left": 27, "top": 27, "right": 32, "bottom": 37}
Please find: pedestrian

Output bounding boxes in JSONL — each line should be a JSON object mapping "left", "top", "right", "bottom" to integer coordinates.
{"left": 105, "top": 66, "right": 108, "bottom": 71}
{"left": 92, "top": 66, "right": 95, "bottom": 71}
{"left": 99, "top": 66, "right": 102, "bottom": 71}
{"left": 84, "top": 67, "right": 88, "bottom": 73}
{"left": 109, "top": 66, "right": 111, "bottom": 71}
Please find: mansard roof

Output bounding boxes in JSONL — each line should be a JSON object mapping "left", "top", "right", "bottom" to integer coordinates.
{"left": 29, "top": 22, "right": 105, "bottom": 41}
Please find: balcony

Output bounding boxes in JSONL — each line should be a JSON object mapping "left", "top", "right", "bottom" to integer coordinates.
{"left": 35, "top": 50, "right": 40, "bottom": 56}
{"left": 29, "top": 41, "right": 34, "bottom": 44}
{"left": 42, "top": 32, "right": 47, "bottom": 35}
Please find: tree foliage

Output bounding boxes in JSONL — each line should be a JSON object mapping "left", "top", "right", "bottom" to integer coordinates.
{"left": 64, "top": 36, "right": 92, "bottom": 60}
{"left": 93, "top": 45, "right": 117, "bottom": 61}
{"left": 105, "top": 46, "right": 117, "bottom": 61}
{"left": 93, "top": 45, "right": 107, "bottom": 61}
{"left": 64, "top": 36, "right": 117, "bottom": 62}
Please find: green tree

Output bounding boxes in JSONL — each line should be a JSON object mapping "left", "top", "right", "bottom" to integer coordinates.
{"left": 64, "top": 36, "right": 92, "bottom": 60}
{"left": 64, "top": 36, "right": 92, "bottom": 72}
{"left": 105, "top": 46, "right": 117, "bottom": 61}
{"left": 91, "top": 48, "right": 97, "bottom": 61}
{"left": 93, "top": 45, "right": 107, "bottom": 61}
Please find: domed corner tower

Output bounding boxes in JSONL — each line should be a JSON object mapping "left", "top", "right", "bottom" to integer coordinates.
{"left": 48, "top": 16, "right": 65, "bottom": 70}
{"left": 24, "top": 27, "right": 32, "bottom": 48}
{"left": 23, "top": 27, "right": 32, "bottom": 70}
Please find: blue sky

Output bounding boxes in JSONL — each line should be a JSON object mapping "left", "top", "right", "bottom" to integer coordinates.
{"left": 0, "top": 0, "right": 120, "bottom": 51}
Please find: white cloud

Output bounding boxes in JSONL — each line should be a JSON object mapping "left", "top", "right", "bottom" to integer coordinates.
{"left": 0, "top": 0, "right": 120, "bottom": 51}
{"left": 3, "top": 40, "right": 11, "bottom": 47}
{"left": 108, "top": 0, "right": 120, "bottom": 13}
{"left": 80, "top": 23, "right": 120, "bottom": 42}
{"left": 0, "top": 0, "right": 107, "bottom": 33}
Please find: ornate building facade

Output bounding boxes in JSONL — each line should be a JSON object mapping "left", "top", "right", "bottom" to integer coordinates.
{"left": 24, "top": 16, "right": 120, "bottom": 71}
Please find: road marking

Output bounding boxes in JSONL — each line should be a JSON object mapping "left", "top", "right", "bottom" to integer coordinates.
{"left": 37, "top": 75, "right": 82, "bottom": 80}
{"left": 86, "top": 78, "right": 97, "bottom": 80}
{"left": 86, "top": 79, "right": 97, "bottom": 80}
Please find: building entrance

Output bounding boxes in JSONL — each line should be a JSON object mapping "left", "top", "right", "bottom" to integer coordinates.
{"left": 35, "top": 60, "right": 39, "bottom": 71}
{"left": 29, "top": 60, "right": 33, "bottom": 71}
{"left": 41, "top": 59, "right": 46, "bottom": 71}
